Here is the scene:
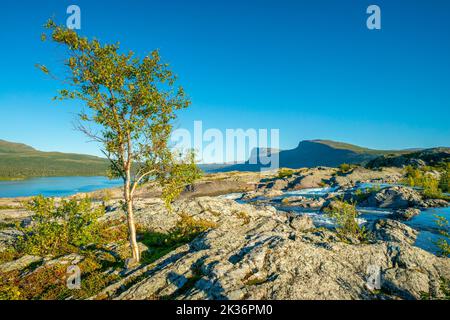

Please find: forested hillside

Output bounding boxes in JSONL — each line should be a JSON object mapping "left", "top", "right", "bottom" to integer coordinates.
{"left": 0, "top": 140, "right": 109, "bottom": 179}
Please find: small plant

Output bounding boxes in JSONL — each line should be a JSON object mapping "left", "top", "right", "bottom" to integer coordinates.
{"left": 0, "top": 247, "right": 20, "bottom": 264}
{"left": 324, "top": 200, "right": 368, "bottom": 242}
{"left": 434, "top": 215, "right": 450, "bottom": 257}
{"left": 421, "top": 277, "right": 450, "bottom": 300}
{"left": 422, "top": 175, "right": 443, "bottom": 199}
{"left": 439, "top": 164, "right": 449, "bottom": 193}
{"left": 139, "top": 213, "right": 217, "bottom": 264}
{"left": 0, "top": 205, "right": 18, "bottom": 210}
{"left": 169, "top": 213, "right": 217, "bottom": 242}
{"left": 235, "top": 211, "right": 250, "bottom": 225}
{"left": 277, "top": 168, "right": 294, "bottom": 179}
{"left": 101, "top": 189, "right": 113, "bottom": 204}
{"left": 0, "top": 254, "right": 120, "bottom": 300}
{"left": 403, "top": 165, "right": 449, "bottom": 200}
{"left": 338, "top": 163, "right": 355, "bottom": 174}
{"left": 354, "top": 185, "right": 380, "bottom": 202}
{"left": 17, "top": 196, "right": 103, "bottom": 256}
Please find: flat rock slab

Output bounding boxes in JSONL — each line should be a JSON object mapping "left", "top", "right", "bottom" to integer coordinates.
{"left": 0, "top": 255, "right": 42, "bottom": 273}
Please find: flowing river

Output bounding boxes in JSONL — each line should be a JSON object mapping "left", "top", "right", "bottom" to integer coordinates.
{"left": 221, "top": 185, "right": 450, "bottom": 255}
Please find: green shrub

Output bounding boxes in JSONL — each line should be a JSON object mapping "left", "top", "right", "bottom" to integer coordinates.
{"left": 354, "top": 185, "right": 381, "bottom": 202}
{"left": 234, "top": 211, "right": 250, "bottom": 225}
{"left": 17, "top": 196, "right": 103, "bottom": 256}
{"left": 338, "top": 163, "right": 354, "bottom": 173}
{"left": 403, "top": 165, "right": 423, "bottom": 187}
{"left": 167, "top": 213, "right": 217, "bottom": 244}
{"left": 140, "top": 213, "right": 216, "bottom": 264}
{"left": 439, "top": 164, "right": 450, "bottom": 193}
{"left": 403, "top": 165, "right": 449, "bottom": 200}
{"left": 0, "top": 254, "right": 119, "bottom": 300}
{"left": 434, "top": 215, "right": 450, "bottom": 257}
{"left": 324, "top": 200, "right": 368, "bottom": 242}
{"left": 277, "top": 168, "right": 294, "bottom": 179}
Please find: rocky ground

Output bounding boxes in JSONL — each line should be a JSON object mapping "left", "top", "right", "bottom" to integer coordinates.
{"left": 97, "top": 197, "right": 449, "bottom": 300}
{"left": 0, "top": 166, "right": 449, "bottom": 300}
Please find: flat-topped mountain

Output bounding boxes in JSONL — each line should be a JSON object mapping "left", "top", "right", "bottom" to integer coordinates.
{"left": 0, "top": 139, "right": 109, "bottom": 180}
{"left": 210, "top": 140, "right": 426, "bottom": 172}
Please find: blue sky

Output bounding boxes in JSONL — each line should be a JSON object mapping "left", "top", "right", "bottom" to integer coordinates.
{"left": 0, "top": 0, "right": 449, "bottom": 158}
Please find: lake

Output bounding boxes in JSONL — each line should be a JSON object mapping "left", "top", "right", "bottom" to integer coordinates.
{"left": 0, "top": 176, "right": 122, "bottom": 198}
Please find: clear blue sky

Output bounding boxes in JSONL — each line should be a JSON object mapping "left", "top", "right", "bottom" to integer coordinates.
{"left": 0, "top": 0, "right": 449, "bottom": 157}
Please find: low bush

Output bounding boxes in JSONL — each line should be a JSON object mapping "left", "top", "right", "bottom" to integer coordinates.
{"left": 439, "top": 164, "right": 449, "bottom": 193}
{"left": 434, "top": 215, "right": 450, "bottom": 257}
{"left": 0, "top": 254, "right": 120, "bottom": 300}
{"left": 354, "top": 185, "right": 381, "bottom": 202}
{"left": 140, "top": 213, "right": 217, "bottom": 264}
{"left": 338, "top": 163, "right": 352, "bottom": 173}
{"left": 17, "top": 196, "right": 103, "bottom": 256}
{"left": 277, "top": 168, "right": 294, "bottom": 179}
{"left": 324, "top": 200, "right": 369, "bottom": 242}
{"left": 403, "top": 165, "right": 450, "bottom": 200}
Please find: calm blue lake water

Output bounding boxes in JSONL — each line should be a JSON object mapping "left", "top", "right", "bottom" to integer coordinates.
{"left": 0, "top": 176, "right": 122, "bottom": 198}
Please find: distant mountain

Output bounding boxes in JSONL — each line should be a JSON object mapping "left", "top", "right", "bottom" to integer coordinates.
{"left": 206, "top": 140, "right": 421, "bottom": 172}
{"left": 0, "top": 139, "right": 109, "bottom": 180}
{"left": 367, "top": 147, "right": 450, "bottom": 168}
{"left": 2, "top": 138, "right": 446, "bottom": 179}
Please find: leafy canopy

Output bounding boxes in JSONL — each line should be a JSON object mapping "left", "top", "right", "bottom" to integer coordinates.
{"left": 39, "top": 20, "right": 201, "bottom": 203}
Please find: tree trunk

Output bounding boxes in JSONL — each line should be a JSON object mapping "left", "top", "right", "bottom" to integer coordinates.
{"left": 124, "top": 177, "right": 140, "bottom": 263}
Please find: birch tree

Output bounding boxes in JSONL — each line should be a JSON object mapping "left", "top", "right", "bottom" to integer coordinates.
{"left": 39, "top": 20, "right": 201, "bottom": 264}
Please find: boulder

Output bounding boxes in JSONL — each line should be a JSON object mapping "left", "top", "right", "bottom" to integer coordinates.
{"left": 369, "top": 219, "right": 418, "bottom": 245}
{"left": 382, "top": 268, "right": 430, "bottom": 300}
{"left": 422, "top": 199, "right": 449, "bottom": 208}
{"left": 266, "top": 179, "right": 289, "bottom": 191}
{"left": 392, "top": 208, "right": 421, "bottom": 221}
{"left": 361, "top": 186, "right": 423, "bottom": 209}
{"left": 281, "top": 197, "right": 325, "bottom": 209}
{"left": 330, "top": 167, "right": 403, "bottom": 188}
{"left": 0, "top": 228, "right": 23, "bottom": 253}
{"left": 290, "top": 215, "right": 314, "bottom": 231}
{"left": 262, "top": 189, "right": 284, "bottom": 198}
{"left": 288, "top": 175, "right": 324, "bottom": 190}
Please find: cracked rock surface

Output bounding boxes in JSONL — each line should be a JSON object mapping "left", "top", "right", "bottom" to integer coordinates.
{"left": 93, "top": 197, "right": 449, "bottom": 300}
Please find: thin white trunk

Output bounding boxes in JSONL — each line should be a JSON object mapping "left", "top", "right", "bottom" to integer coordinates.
{"left": 125, "top": 174, "right": 140, "bottom": 262}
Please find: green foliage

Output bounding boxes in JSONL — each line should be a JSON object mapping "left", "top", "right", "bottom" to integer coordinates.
{"left": 40, "top": 19, "right": 194, "bottom": 185}
{"left": 0, "top": 139, "right": 108, "bottom": 180}
{"left": 140, "top": 213, "right": 216, "bottom": 264}
{"left": 403, "top": 164, "right": 450, "bottom": 200}
{"left": 17, "top": 196, "right": 103, "bottom": 256}
{"left": 158, "top": 151, "right": 203, "bottom": 209}
{"left": 234, "top": 211, "right": 251, "bottom": 225}
{"left": 354, "top": 185, "right": 381, "bottom": 202}
{"left": 0, "top": 254, "right": 120, "bottom": 300}
{"left": 277, "top": 168, "right": 294, "bottom": 179}
{"left": 40, "top": 20, "right": 201, "bottom": 261}
{"left": 421, "top": 278, "right": 450, "bottom": 300}
{"left": 434, "top": 215, "right": 450, "bottom": 257}
{"left": 403, "top": 165, "right": 424, "bottom": 187}
{"left": 0, "top": 247, "right": 20, "bottom": 265}
{"left": 168, "top": 212, "right": 217, "bottom": 243}
{"left": 422, "top": 175, "right": 443, "bottom": 199}
{"left": 324, "top": 200, "right": 369, "bottom": 242}
{"left": 440, "top": 278, "right": 450, "bottom": 299}
{"left": 439, "top": 163, "right": 450, "bottom": 193}
{"left": 338, "top": 163, "right": 358, "bottom": 174}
